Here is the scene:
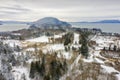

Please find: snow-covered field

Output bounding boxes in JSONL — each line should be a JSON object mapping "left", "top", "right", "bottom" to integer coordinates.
{"left": 27, "top": 35, "right": 49, "bottom": 43}
{"left": 0, "top": 32, "right": 120, "bottom": 80}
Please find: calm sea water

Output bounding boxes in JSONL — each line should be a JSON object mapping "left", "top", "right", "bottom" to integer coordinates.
{"left": 71, "top": 23, "right": 120, "bottom": 33}
{"left": 0, "top": 23, "right": 120, "bottom": 33}
{"left": 0, "top": 24, "right": 29, "bottom": 32}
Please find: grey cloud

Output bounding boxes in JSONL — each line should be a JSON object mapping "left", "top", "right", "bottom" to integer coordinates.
{"left": 0, "top": 5, "right": 31, "bottom": 13}
{"left": 0, "top": 0, "right": 120, "bottom": 21}
{"left": 0, "top": 6, "right": 31, "bottom": 12}
{"left": 16, "top": 0, "right": 120, "bottom": 8}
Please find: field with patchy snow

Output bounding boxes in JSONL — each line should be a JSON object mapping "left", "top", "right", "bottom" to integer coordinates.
{"left": 0, "top": 31, "right": 120, "bottom": 80}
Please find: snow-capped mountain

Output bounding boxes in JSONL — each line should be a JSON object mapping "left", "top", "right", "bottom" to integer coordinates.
{"left": 30, "top": 17, "right": 71, "bottom": 29}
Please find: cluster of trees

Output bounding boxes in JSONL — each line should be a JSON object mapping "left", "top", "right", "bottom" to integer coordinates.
{"left": 0, "top": 40, "right": 24, "bottom": 66}
{"left": 29, "top": 55, "right": 45, "bottom": 78}
{"left": 0, "top": 41, "right": 21, "bottom": 54}
{"left": 64, "top": 32, "right": 74, "bottom": 46}
{"left": 63, "top": 32, "right": 74, "bottom": 52}
{"left": 45, "top": 32, "right": 54, "bottom": 36}
{"left": 0, "top": 71, "right": 6, "bottom": 80}
{"left": 0, "top": 42, "right": 13, "bottom": 54}
{"left": 103, "top": 45, "right": 119, "bottom": 51}
{"left": 0, "top": 41, "right": 16, "bottom": 80}
{"left": 46, "top": 58, "right": 67, "bottom": 80}
{"left": 29, "top": 54, "right": 68, "bottom": 80}
{"left": 79, "top": 32, "right": 89, "bottom": 58}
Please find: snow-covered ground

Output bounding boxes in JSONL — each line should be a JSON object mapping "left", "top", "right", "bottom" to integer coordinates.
{"left": 26, "top": 33, "right": 66, "bottom": 43}
{"left": 73, "top": 33, "right": 79, "bottom": 44}
{"left": 42, "top": 44, "right": 65, "bottom": 53}
{"left": 92, "top": 36, "right": 117, "bottom": 48}
{"left": 61, "top": 34, "right": 120, "bottom": 80}
{"left": 3, "top": 40, "right": 21, "bottom": 47}
{"left": 27, "top": 35, "right": 49, "bottom": 43}
{"left": 12, "top": 66, "right": 30, "bottom": 80}
{"left": 1, "top": 32, "right": 120, "bottom": 80}
{"left": 88, "top": 35, "right": 120, "bottom": 80}
{"left": 101, "top": 65, "right": 120, "bottom": 80}
{"left": 101, "top": 65, "right": 119, "bottom": 73}
{"left": 53, "top": 33, "right": 66, "bottom": 38}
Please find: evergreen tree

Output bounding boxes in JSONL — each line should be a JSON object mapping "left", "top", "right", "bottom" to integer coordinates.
{"left": 113, "top": 45, "right": 117, "bottom": 51}
{"left": 103, "top": 47, "right": 106, "bottom": 51}
{"left": 44, "top": 74, "right": 51, "bottom": 80}
{"left": 63, "top": 59, "right": 68, "bottom": 72}
{"left": 64, "top": 32, "right": 73, "bottom": 46}
{"left": 109, "top": 45, "right": 111, "bottom": 51}
{"left": 65, "top": 46, "right": 68, "bottom": 52}
{"left": 80, "top": 44, "right": 88, "bottom": 58}
{"left": 79, "top": 31, "right": 89, "bottom": 58}
{"left": 19, "top": 36, "right": 24, "bottom": 40}
{"left": 29, "top": 62, "right": 36, "bottom": 78}
{"left": 40, "top": 57, "right": 45, "bottom": 76}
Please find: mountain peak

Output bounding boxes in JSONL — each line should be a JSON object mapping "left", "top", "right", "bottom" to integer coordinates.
{"left": 35, "top": 17, "right": 61, "bottom": 25}
{"left": 37, "top": 17, "right": 59, "bottom": 21}
{"left": 30, "top": 17, "right": 71, "bottom": 29}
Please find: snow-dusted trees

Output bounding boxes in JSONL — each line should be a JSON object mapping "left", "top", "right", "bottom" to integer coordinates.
{"left": 29, "top": 54, "right": 68, "bottom": 80}
{"left": 29, "top": 55, "right": 46, "bottom": 79}
{"left": 0, "top": 71, "right": 6, "bottom": 80}
{"left": 113, "top": 45, "right": 117, "bottom": 51}
{"left": 79, "top": 32, "right": 89, "bottom": 58}
{"left": 103, "top": 45, "right": 118, "bottom": 51}
{"left": 64, "top": 32, "right": 74, "bottom": 46}
{"left": 49, "top": 58, "right": 68, "bottom": 80}
{"left": 80, "top": 43, "right": 88, "bottom": 58}
{"left": 29, "top": 61, "right": 36, "bottom": 78}
{"left": 0, "top": 42, "right": 13, "bottom": 54}
{"left": 0, "top": 41, "right": 15, "bottom": 80}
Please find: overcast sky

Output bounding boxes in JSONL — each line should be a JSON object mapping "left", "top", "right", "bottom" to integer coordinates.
{"left": 0, "top": 0, "right": 120, "bottom": 22}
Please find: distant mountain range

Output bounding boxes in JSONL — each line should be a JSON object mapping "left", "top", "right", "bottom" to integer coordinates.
{"left": 0, "top": 21, "right": 31, "bottom": 25}
{"left": 0, "top": 21, "right": 2, "bottom": 25}
{"left": 0, "top": 19, "right": 120, "bottom": 26}
{"left": 74, "top": 20, "right": 120, "bottom": 23}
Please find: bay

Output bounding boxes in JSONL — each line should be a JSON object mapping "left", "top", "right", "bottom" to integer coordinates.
{"left": 71, "top": 23, "right": 120, "bottom": 33}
